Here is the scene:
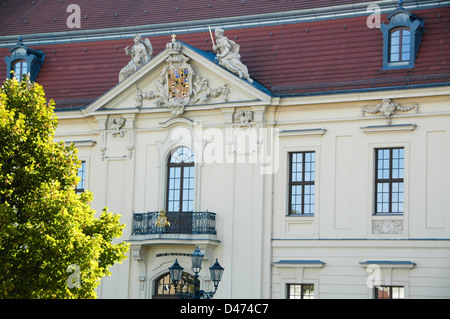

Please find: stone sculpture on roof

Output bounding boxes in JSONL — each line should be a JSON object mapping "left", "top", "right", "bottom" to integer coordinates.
{"left": 213, "top": 28, "right": 253, "bottom": 83}
{"left": 119, "top": 34, "right": 153, "bottom": 82}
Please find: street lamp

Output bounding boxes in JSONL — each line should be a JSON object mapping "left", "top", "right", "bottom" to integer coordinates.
{"left": 168, "top": 259, "right": 184, "bottom": 288}
{"left": 169, "top": 246, "right": 224, "bottom": 299}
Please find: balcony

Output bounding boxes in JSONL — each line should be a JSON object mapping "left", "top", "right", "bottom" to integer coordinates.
{"left": 129, "top": 211, "right": 218, "bottom": 244}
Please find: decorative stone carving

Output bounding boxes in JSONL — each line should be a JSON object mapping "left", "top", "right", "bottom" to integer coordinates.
{"left": 213, "top": 28, "right": 253, "bottom": 83}
{"left": 119, "top": 35, "right": 153, "bottom": 82}
{"left": 224, "top": 107, "right": 266, "bottom": 155}
{"left": 361, "top": 98, "right": 418, "bottom": 124}
{"left": 131, "top": 245, "right": 147, "bottom": 298}
{"left": 372, "top": 220, "right": 403, "bottom": 234}
{"left": 234, "top": 110, "right": 254, "bottom": 127}
{"left": 96, "top": 114, "right": 136, "bottom": 160}
{"left": 135, "top": 36, "right": 230, "bottom": 115}
{"left": 108, "top": 116, "right": 126, "bottom": 137}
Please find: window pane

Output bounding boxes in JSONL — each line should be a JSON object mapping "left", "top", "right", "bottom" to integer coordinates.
{"left": 390, "top": 53, "right": 399, "bottom": 62}
{"left": 402, "top": 30, "right": 411, "bottom": 43}
{"left": 402, "top": 51, "right": 410, "bottom": 62}
{"left": 392, "top": 286, "right": 405, "bottom": 299}
{"left": 291, "top": 185, "right": 302, "bottom": 214}
{"left": 376, "top": 286, "right": 390, "bottom": 299}
{"left": 304, "top": 185, "right": 314, "bottom": 214}
{"left": 291, "top": 153, "right": 303, "bottom": 182}
{"left": 391, "top": 30, "right": 400, "bottom": 38}
{"left": 170, "top": 147, "right": 194, "bottom": 164}
{"left": 391, "top": 35, "right": 399, "bottom": 45}
{"left": 303, "top": 284, "right": 314, "bottom": 299}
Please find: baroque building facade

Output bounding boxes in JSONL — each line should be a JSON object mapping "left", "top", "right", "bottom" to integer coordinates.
{"left": 1, "top": 0, "right": 450, "bottom": 298}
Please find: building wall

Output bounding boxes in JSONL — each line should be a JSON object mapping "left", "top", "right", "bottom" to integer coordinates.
{"left": 54, "top": 87, "right": 450, "bottom": 299}
{"left": 269, "top": 90, "right": 450, "bottom": 299}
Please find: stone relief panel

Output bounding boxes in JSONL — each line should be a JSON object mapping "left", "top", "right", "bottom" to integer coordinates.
{"left": 223, "top": 107, "right": 266, "bottom": 156}
{"left": 361, "top": 98, "right": 418, "bottom": 124}
{"left": 96, "top": 114, "right": 136, "bottom": 160}
{"left": 372, "top": 219, "right": 403, "bottom": 234}
{"left": 234, "top": 110, "right": 254, "bottom": 127}
{"left": 108, "top": 116, "right": 126, "bottom": 137}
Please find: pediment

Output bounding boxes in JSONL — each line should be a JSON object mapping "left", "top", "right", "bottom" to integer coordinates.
{"left": 85, "top": 38, "right": 271, "bottom": 116}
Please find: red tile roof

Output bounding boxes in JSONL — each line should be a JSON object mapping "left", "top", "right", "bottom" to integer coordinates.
{"left": 1, "top": 0, "right": 369, "bottom": 36}
{"left": 1, "top": 5, "right": 449, "bottom": 109}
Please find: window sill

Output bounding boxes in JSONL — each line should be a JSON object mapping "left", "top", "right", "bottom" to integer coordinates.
{"left": 286, "top": 214, "right": 315, "bottom": 217}
{"left": 382, "top": 62, "right": 414, "bottom": 70}
{"left": 361, "top": 124, "right": 417, "bottom": 133}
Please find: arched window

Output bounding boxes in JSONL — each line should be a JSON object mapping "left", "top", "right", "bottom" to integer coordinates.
{"left": 153, "top": 272, "right": 195, "bottom": 299}
{"left": 389, "top": 28, "right": 411, "bottom": 63}
{"left": 166, "top": 147, "right": 194, "bottom": 212}
{"left": 13, "top": 60, "right": 28, "bottom": 80}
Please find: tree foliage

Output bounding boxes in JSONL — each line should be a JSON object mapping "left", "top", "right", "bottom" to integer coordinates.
{"left": 0, "top": 76, "right": 129, "bottom": 298}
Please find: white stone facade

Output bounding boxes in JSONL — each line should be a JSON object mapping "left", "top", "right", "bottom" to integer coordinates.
{"left": 54, "top": 40, "right": 450, "bottom": 299}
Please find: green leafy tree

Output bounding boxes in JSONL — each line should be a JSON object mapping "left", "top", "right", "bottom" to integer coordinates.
{"left": 0, "top": 76, "right": 129, "bottom": 298}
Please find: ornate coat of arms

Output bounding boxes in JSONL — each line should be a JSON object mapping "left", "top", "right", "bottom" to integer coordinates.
{"left": 168, "top": 68, "right": 190, "bottom": 100}
{"left": 155, "top": 210, "right": 170, "bottom": 227}
{"left": 135, "top": 36, "right": 230, "bottom": 115}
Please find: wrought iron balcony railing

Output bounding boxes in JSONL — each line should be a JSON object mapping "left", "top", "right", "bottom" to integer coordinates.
{"left": 132, "top": 211, "right": 217, "bottom": 236}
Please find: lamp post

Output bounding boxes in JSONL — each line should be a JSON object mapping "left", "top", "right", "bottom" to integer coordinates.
{"left": 169, "top": 246, "right": 224, "bottom": 299}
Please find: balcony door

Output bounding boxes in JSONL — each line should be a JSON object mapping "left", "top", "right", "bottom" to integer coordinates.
{"left": 166, "top": 147, "right": 194, "bottom": 233}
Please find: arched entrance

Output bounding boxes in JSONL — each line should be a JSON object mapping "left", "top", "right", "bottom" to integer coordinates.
{"left": 153, "top": 272, "right": 196, "bottom": 299}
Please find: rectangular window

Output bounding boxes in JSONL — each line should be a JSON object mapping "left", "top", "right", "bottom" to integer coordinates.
{"left": 76, "top": 161, "right": 86, "bottom": 193}
{"left": 375, "top": 148, "right": 404, "bottom": 214}
{"left": 375, "top": 286, "right": 404, "bottom": 299}
{"left": 287, "top": 284, "right": 314, "bottom": 299}
{"left": 289, "top": 152, "right": 315, "bottom": 215}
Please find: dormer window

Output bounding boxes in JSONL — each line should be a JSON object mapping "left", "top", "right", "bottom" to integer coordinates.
{"left": 381, "top": 1, "right": 424, "bottom": 69}
{"left": 4, "top": 37, "right": 45, "bottom": 82}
